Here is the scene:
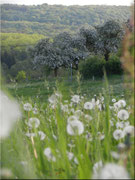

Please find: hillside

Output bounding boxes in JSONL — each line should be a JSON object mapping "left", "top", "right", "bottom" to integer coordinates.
{"left": 1, "top": 3, "right": 131, "bottom": 37}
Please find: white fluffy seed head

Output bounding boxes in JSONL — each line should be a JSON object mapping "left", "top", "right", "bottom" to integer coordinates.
{"left": 84, "top": 102, "right": 94, "bottom": 110}
{"left": 23, "top": 103, "right": 32, "bottom": 111}
{"left": 67, "top": 120, "right": 84, "bottom": 135}
{"left": 28, "top": 118, "right": 40, "bottom": 128}
{"left": 117, "top": 109, "right": 129, "bottom": 120}
{"left": 93, "top": 163, "right": 129, "bottom": 179}
{"left": 0, "top": 91, "right": 21, "bottom": 138}
{"left": 113, "top": 129, "right": 124, "bottom": 140}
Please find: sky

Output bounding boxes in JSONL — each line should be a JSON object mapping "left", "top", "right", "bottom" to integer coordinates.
{"left": 0, "top": 0, "right": 133, "bottom": 6}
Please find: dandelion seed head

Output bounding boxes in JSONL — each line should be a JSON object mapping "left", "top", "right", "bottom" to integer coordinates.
{"left": 93, "top": 163, "right": 129, "bottom": 179}
{"left": 67, "top": 120, "right": 84, "bottom": 135}
{"left": 38, "top": 131, "right": 46, "bottom": 140}
{"left": 28, "top": 118, "right": 40, "bottom": 128}
{"left": 23, "top": 103, "right": 32, "bottom": 111}
{"left": 117, "top": 109, "right": 129, "bottom": 120}
{"left": 44, "top": 147, "right": 56, "bottom": 162}
{"left": 71, "top": 95, "right": 80, "bottom": 104}
{"left": 84, "top": 102, "right": 94, "bottom": 110}
{"left": 0, "top": 91, "right": 21, "bottom": 138}
{"left": 113, "top": 129, "right": 124, "bottom": 140}
{"left": 123, "top": 125, "right": 134, "bottom": 136}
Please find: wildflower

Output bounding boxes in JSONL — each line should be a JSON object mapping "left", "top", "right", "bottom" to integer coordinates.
{"left": 28, "top": 118, "right": 40, "bottom": 128}
{"left": 117, "top": 109, "right": 129, "bottom": 120}
{"left": 85, "top": 114, "right": 93, "bottom": 122}
{"left": 67, "top": 152, "right": 74, "bottom": 160}
{"left": 71, "top": 95, "right": 80, "bottom": 104}
{"left": 123, "top": 125, "right": 134, "bottom": 136}
{"left": 112, "top": 98, "right": 116, "bottom": 103}
{"left": 0, "top": 91, "right": 21, "bottom": 138}
{"left": 38, "top": 131, "right": 46, "bottom": 140}
{"left": 67, "top": 120, "right": 84, "bottom": 135}
{"left": 33, "top": 107, "right": 38, "bottom": 114}
{"left": 93, "top": 163, "right": 129, "bottom": 179}
{"left": 85, "top": 132, "right": 93, "bottom": 141}
{"left": 44, "top": 147, "right": 56, "bottom": 162}
{"left": 117, "top": 143, "right": 126, "bottom": 151}
{"left": 110, "top": 120, "right": 114, "bottom": 127}
{"left": 61, "top": 104, "right": 68, "bottom": 112}
{"left": 118, "top": 100, "right": 126, "bottom": 108}
{"left": 113, "top": 129, "right": 124, "bottom": 140}
{"left": 25, "top": 132, "right": 36, "bottom": 137}
{"left": 48, "top": 94, "right": 57, "bottom": 105}
{"left": 97, "top": 132, "right": 105, "bottom": 140}
{"left": 23, "top": 103, "right": 32, "bottom": 111}
{"left": 67, "top": 115, "right": 78, "bottom": 123}
{"left": 114, "top": 102, "right": 121, "bottom": 110}
{"left": 93, "top": 160, "right": 103, "bottom": 175}
{"left": 84, "top": 102, "right": 94, "bottom": 110}
{"left": 116, "top": 121, "right": 125, "bottom": 129}
{"left": 74, "top": 157, "right": 78, "bottom": 164}
{"left": 110, "top": 151, "right": 120, "bottom": 160}
{"left": 74, "top": 110, "right": 83, "bottom": 117}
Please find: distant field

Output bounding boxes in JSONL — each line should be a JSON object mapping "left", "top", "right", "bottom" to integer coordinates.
{"left": 6, "top": 75, "right": 132, "bottom": 103}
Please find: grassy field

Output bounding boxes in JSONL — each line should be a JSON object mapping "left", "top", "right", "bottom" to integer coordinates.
{"left": 1, "top": 74, "right": 134, "bottom": 179}
{"left": 6, "top": 75, "right": 132, "bottom": 102}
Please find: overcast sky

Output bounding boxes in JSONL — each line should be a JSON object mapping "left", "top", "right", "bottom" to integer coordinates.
{"left": 0, "top": 0, "right": 133, "bottom": 6}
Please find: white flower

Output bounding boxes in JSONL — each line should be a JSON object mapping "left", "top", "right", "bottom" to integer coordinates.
{"left": 97, "top": 132, "right": 105, "bottom": 140}
{"left": 38, "top": 131, "right": 46, "bottom": 140}
{"left": 44, "top": 147, "right": 56, "bottom": 162}
{"left": 113, "top": 129, "right": 124, "bottom": 140}
{"left": 25, "top": 132, "right": 36, "bottom": 137}
{"left": 84, "top": 102, "right": 94, "bottom": 110}
{"left": 71, "top": 95, "right": 80, "bottom": 104}
{"left": 85, "top": 114, "right": 93, "bottom": 122}
{"left": 112, "top": 98, "right": 116, "bottom": 103}
{"left": 0, "top": 91, "right": 21, "bottom": 138}
{"left": 110, "top": 151, "right": 120, "bottom": 159}
{"left": 110, "top": 120, "right": 114, "bottom": 127}
{"left": 114, "top": 102, "right": 121, "bottom": 110}
{"left": 23, "top": 103, "right": 32, "bottom": 111}
{"left": 74, "top": 110, "right": 83, "bottom": 117}
{"left": 85, "top": 132, "right": 93, "bottom": 141}
{"left": 74, "top": 157, "right": 78, "bottom": 164}
{"left": 118, "top": 100, "right": 126, "bottom": 108}
{"left": 93, "top": 163, "right": 129, "bottom": 179}
{"left": 48, "top": 94, "right": 57, "bottom": 104}
{"left": 116, "top": 121, "right": 125, "bottom": 129}
{"left": 123, "top": 125, "right": 134, "bottom": 136}
{"left": 117, "top": 110, "right": 129, "bottom": 120}
{"left": 33, "top": 107, "right": 38, "bottom": 114}
{"left": 61, "top": 104, "right": 68, "bottom": 112}
{"left": 67, "top": 120, "right": 84, "bottom": 135}
{"left": 67, "top": 115, "right": 78, "bottom": 123}
{"left": 67, "top": 152, "right": 74, "bottom": 160}
{"left": 28, "top": 118, "right": 40, "bottom": 128}
{"left": 93, "top": 160, "right": 103, "bottom": 175}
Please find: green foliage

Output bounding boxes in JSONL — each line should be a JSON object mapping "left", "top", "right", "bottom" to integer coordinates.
{"left": 1, "top": 4, "right": 131, "bottom": 37}
{"left": 79, "top": 56, "right": 106, "bottom": 79}
{"left": 105, "top": 55, "right": 123, "bottom": 75}
{"left": 16, "top": 71, "right": 26, "bottom": 82}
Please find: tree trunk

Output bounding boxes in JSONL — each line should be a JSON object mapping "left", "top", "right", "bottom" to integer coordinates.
{"left": 54, "top": 68, "right": 58, "bottom": 77}
{"left": 104, "top": 52, "right": 109, "bottom": 61}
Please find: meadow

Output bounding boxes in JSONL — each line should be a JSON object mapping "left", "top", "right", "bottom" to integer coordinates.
{"left": 1, "top": 73, "right": 134, "bottom": 179}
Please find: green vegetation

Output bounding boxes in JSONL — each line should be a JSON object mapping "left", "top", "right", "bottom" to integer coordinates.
{"left": 1, "top": 4, "right": 131, "bottom": 36}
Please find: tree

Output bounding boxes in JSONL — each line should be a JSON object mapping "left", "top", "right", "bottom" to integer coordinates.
{"left": 31, "top": 32, "right": 88, "bottom": 76}
{"left": 80, "top": 20, "right": 124, "bottom": 61}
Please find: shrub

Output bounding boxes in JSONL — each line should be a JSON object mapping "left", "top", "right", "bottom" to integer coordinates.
{"left": 105, "top": 55, "right": 123, "bottom": 75}
{"left": 79, "top": 56, "right": 105, "bottom": 79}
{"left": 16, "top": 71, "right": 26, "bottom": 82}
